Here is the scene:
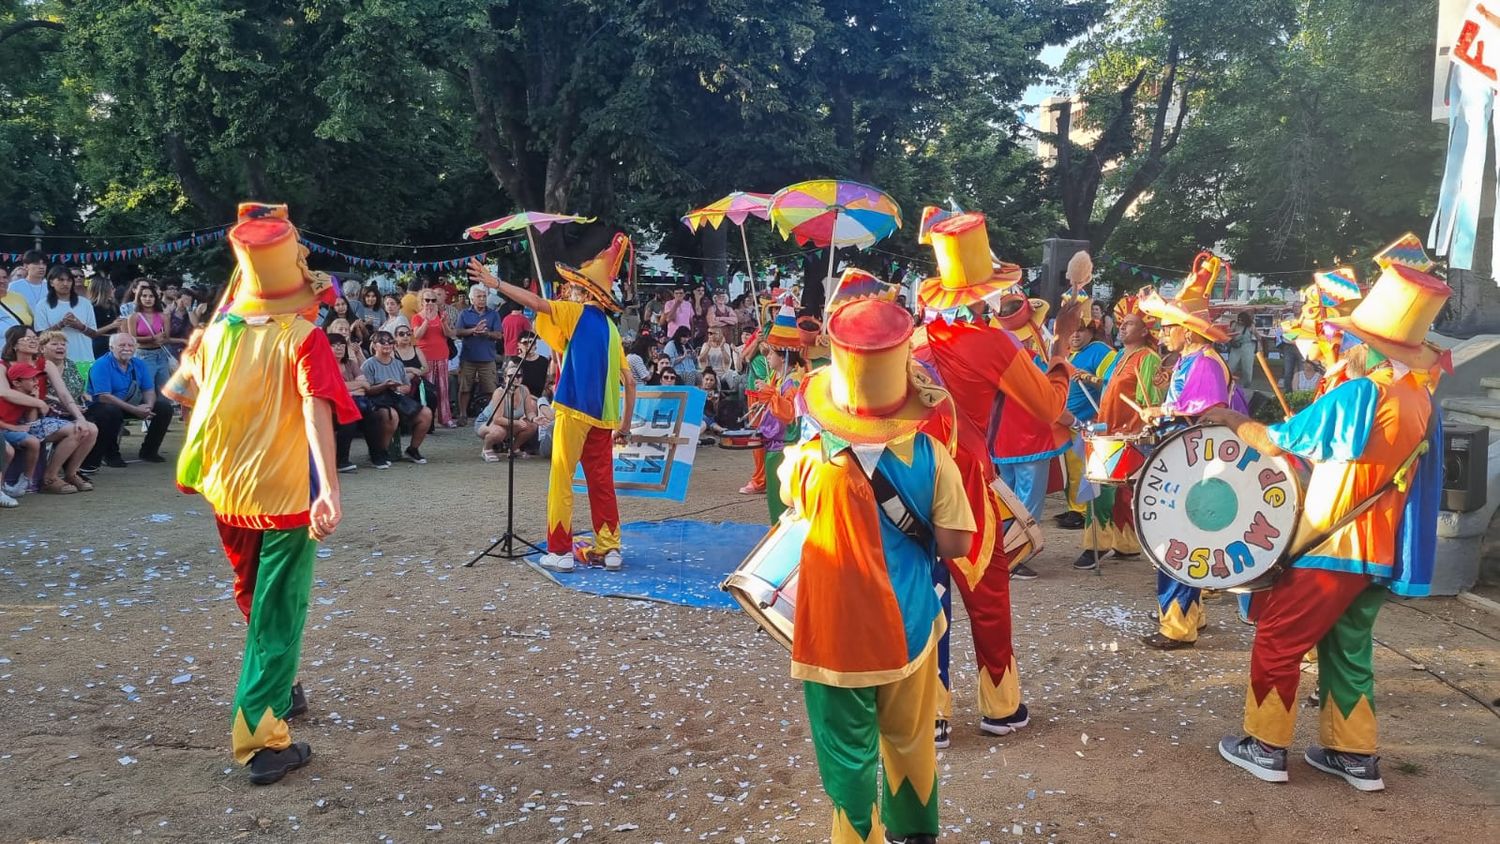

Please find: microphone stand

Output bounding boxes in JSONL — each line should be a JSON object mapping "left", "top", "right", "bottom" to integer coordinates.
{"left": 466, "top": 347, "right": 545, "bottom": 566}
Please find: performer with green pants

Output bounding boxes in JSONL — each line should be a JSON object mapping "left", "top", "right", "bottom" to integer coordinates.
{"left": 754, "top": 303, "right": 807, "bottom": 523}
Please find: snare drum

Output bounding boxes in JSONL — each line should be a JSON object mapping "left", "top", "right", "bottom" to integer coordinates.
{"left": 1083, "top": 433, "right": 1153, "bottom": 485}
{"left": 719, "top": 515, "right": 808, "bottom": 650}
{"left": 1134, "top": 424, "right": 1306, "bottom": 592}
{"left": 718, "top": 429, "right": 764, "bottom": 450}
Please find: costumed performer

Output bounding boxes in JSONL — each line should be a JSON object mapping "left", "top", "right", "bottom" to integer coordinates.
{"left": 468, "top": 235, "right": 637, "bottom": 572}
{"left": 1135, "top": 252, "right": 1246, "bottom": 650}
{"left": 1072, "top": 294, "right": 1163, "bottom": 570}
{"left": 778, "top": 295, "right": 975, "bottom": 844}
{"left": 1207, "top": 263, "right": 1447, "bottom": 792}
{"left": 1057, "top": 254, "right": 1116, "bottom": 531}
{"left": 989, "top": 288, "right": 1070, "bottom": 579}
{"left": 163, "top": 203, "right": 360, "bottom": 785}
{"left": 751, "top": 301, "right": 808, "bottom": 523}
{"left": 737, "top": 291, "right": 781, "bottom": 495}
{"left": 908, "top": 214, "right": 1078, "bottom": 745}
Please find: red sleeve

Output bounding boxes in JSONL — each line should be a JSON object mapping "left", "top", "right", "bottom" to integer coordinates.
{"left": 297, "top": 329, "right": 362, "bottom": 425}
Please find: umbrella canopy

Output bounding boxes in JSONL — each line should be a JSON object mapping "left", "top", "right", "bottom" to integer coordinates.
{"left": 768, "top": 180, "right": 902, "bottom": 250}
{"left": 463, "top": 212, "right": 595, "bottom": 240}
{"left": 681, "top": 192, "right": 773, "bottom": 232}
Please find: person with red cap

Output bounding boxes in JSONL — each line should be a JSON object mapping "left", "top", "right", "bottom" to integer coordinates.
{"left": 164, "top": 203, "right": 361, "bottom": 785}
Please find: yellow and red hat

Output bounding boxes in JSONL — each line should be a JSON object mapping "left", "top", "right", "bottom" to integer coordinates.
{"left": 555, "top": 233, "right": 632, "bottom": 313}
{"left": 917, "top": 213, "right": 1022, "bottom": 311}
{"left": 1327, "top": 263, "right": 1451, "bottom": 371}
{"left": 802, "top": 297, "right": 945, "bottom": 444}
{"left": 1138, "top": 251, "right": 1230, "bottom": 343}
{"left": 226, "top": 203, "right": 334, "bottom": 317}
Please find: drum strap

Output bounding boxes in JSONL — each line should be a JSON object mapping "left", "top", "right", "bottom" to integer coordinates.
{"left": 868, "top": 466, "right": 935, "bottom": 551}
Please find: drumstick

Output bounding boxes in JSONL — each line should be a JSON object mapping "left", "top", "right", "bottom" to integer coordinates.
{"left": 1120, "top": 396, "right": 1144, "bottom": 417}
{"left": 1256, "top": 350, "right": 1292, "bottom": 420}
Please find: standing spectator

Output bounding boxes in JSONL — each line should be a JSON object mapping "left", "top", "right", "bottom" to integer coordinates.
{"left": 88, "top": 280, "right": 120, "bottom": 358}
{"left": 81, "top": 333, "right": 174, "bottom": 469}
{"left": 455, "top": 286, "right": 501, "bottom": 425}
{"left": 126, "top": 281, "right": 176, "bottom": 391}
{"left": 378, "top": 293, "right": 410, "bottom": 334}
{"left": 1277, "top": 324, "right": 1302, "bottom": 394}
{"left": 643, "top": 290, "right": 666, "bottom": 330}
{"left": 732, "top": 293, "right": 756, "bottom": 329}
{"left": 516, "top": 333, "right": 552, "bottom": 401}
{"left": 625, "top": 332, "right": 657, "bottom": 384}
{"left": 659, "top": 285, "right": 694, "bottom": 337}
{"left": 664, "top": 326, "right": 699, "bottom": 385}
{"left": 411, "top": 290, "right": 455, "bottom": 426}
{"left": 31, "top": 266, "right": 98, "bottom": 378}
{"left": 689, "top": 284, "right": 710, "bottom": 344}
{"left": 501, "top": 305, "right": 531, "bottom": 359}
{"left": 706, "top": 289, "right": 738, "bottom": 334}
{"left": 12, "top": 251, "right": 49, "bottom": 310}
{"left": 360, "top": 330, "right": 432, "bottom": 465}
{"left": 355, "top": 286, "right": 383, "bottom": 327}
{"left": 475, "top": 358, "right": 541, "bottom": 461}
{"left": 0, "top": 267, "right": 34, "bottom": 336}
{"left": 166, "top": 289, "right": 194, "bottom": 360}
{"left": 1226, "top": 311, "right": 1258, "bottom": 388}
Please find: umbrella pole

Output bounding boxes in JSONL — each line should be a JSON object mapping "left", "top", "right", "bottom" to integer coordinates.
{"left": 823, "top": 211, "right": 840, "bottom": 315}
{"left": 739, "top": 224, "right": 756, "bottom": 304}
{"left": 527, "top": 224, "right": 549, "bottom": 299}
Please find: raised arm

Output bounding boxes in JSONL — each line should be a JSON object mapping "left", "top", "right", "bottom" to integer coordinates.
{"left": 468, "top": 259, "right": 551, "bottom": 315}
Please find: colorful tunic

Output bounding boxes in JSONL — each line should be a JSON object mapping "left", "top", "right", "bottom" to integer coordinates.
{"left": 165, "top": 313, "right": 360, "bottom": 766}
{"left": 1082, "top": 345, "right": 1163, "bottom": 556}
{"left": 533, "top": 300, "right": 631, "bottom": 556}
{"left": 756, "top": 370, "right": 803, "bottom": 523}
{"left": 914, "top": 319, "right": 1069, "bottom": 719}
{"left": 782, "top": 431, "right": 974, "bottom": 843}
{"left": 1242, "top": 367, "right": 1432, "bottom": 753}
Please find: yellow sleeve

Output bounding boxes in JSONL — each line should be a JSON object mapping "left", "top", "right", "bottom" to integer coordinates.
{"left": 163, "top": 335, "right": 203, "bottom": 406}
{"left": 928, "top": 442, "right": 976, "bottom": 532}
{"left": 534, "top": 299, "right": 582, "bottom": 356}
{"left": 779, "top": 441, "right": 812, "bottom": 508}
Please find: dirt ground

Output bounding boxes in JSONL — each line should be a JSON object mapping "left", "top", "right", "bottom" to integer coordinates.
{"left": 1, "top": 424, "right": 1497, "bottom": 843}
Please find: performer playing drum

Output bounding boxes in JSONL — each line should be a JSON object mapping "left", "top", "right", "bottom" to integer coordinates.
{"left": 1073, "top": 294, "right": 1163, "bottom": 570}
{"left": 1135, "top": 252, "right": 1247, "bottom": 650}
{"left": 751, "top": 302, "right": 809, "bottom": 523}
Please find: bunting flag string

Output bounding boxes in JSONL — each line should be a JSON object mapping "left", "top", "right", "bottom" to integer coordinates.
{"left": 3, "top": 228, "right": 230, "bottom": 264}
{"left": 297, "top": 236, "right": 526, "bottom": 272}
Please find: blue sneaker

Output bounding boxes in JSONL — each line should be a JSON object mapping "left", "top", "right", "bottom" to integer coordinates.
{"left": 1218, "top": 735, "right": 1288, "bottom": 783}
{"left": 980, "top": 703, "right": 1030, "bottom": 736}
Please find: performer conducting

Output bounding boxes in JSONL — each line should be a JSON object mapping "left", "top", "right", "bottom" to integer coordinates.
{"left": 1072, "top": 294, "right": 1163, "bottom": 570}
{"left": 1136, "top": 253, "right": 1245, "bottom": 650}
{"left": 469, "top": 236, "right": 637, "bottom": 572}
{"left": 1207, "top": 263, "right": 1447, "bottom": 792}
{"left": 779, "top": 294, "right": 975, "bottom": 844}
{"left": 164, "top": 204, "right": 360, "bottom": 785}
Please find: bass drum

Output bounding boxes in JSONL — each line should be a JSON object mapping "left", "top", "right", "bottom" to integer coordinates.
{"left": 719, "top": 514, "right": 808, "bottom": 651}
{"left": 1134, "top": 424, "right": 1307, "bottom": 592}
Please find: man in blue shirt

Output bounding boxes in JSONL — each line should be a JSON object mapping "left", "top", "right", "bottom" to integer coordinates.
{"left": 82, "top": 333, "right": 174, "bottom": 470}
{"left": 454, "top": 285, "right": 501, "bottom": 424}
{"left": 1057, "top": 318, "right": 1116, "bottom": 530}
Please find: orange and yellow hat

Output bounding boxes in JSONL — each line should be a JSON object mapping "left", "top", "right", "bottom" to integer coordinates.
{"left": 917, "top": 213, "right": 1022, "bottom": 312}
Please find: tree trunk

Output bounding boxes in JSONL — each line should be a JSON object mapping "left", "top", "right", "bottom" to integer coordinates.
{"left": 163, "top": 134, "right": 232, "bottom": 222}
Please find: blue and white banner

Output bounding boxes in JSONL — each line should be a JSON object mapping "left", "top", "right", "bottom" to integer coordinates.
{"left": 573, "top": 386, "right": 706, "bottom": 501}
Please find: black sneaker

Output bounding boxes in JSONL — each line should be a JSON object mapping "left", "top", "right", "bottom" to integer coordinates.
{"left": 886, "top": 836, "right": 937, "bottom": 844}
{"left": 1055, "top": 511, "right": 1085, "bottom": 530}
{"left": 980, "top": 703, "right": 1030, "bottom": 736}
{"left": 373, "top": 459, "right": 392, "bottom": 470}
{"left": 404, "top": 446, "right": 427, "bottom": 465}
{"left": 287, "top": 682, "right": 308, "bottom": 719}
{"left": 1112, "top": 551, "right": 1140, "bottom": 559}
{"left": 1218, "top": 735, "right": 1288, "bottom": 783}
{"left": 337, "top": 462, "right": 357, "bottom": 474}
{"left": 1072, "top": 552, "right": 1099, "bottom": 571}
{"left": 1304, "top": 745, "right": 1384, "bottom": 792}
{"left": 138, "top": 451, "right": 166, "bottom": 463}
{"left": 1010, "top": 563, "right": 1039, "bottom": 581}
{"left": 248, "top": 741, "right": 312, "bottom": 785}
{"left": 934, "top": 719, "right": 950, "bottom": 749}
{"left": 1141, "top": 632, "right": 1195, "bottom": 650}
{"left": 104, "top": 455, "right": 128, "bottom": 469}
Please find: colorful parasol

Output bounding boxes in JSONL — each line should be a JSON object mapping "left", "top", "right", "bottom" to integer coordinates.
{"left": 463, "top": 211, "right": 596, "bottom": 298}
{"left": 768, "top": 180, "right": 902, "bottom": 311}
{"left": 682, "top": 192, "right": 773, "bottom": 315}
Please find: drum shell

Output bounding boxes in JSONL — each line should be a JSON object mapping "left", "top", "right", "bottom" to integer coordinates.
{"left": 720, "top": 514, "right": 808, "bottom": 650}
{"left": 718, "top": 429, "right": 764, "bottom": 450}
{"left": 1083, "top": 433, "right": 1155, "bottom": 485}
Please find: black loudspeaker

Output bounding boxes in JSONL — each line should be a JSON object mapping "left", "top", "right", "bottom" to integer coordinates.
{"left": 1039, "top": 238, "right": 1090, "bottom": 305}
{"left": 1441, "top": 423, "right": 1489, "bottom": 513}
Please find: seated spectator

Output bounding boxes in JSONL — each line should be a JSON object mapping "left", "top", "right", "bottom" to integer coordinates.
{"left": 664, "top": 326, "right": 699, "bottom": 385}
{"left": 5, "top": 327, "right": 97, "bottom": 490}
{"left": 361, "top": 330, "right": 431, "bottom": 466}
{"left": 475, "top": 360, "right": 540, "bottom": 461}
{"left": 516, "top": 333, "right": 552, "bottom": 401}
{"left": 0, "top": 362, "right": 45, "bottom": 499}
{"left": 81, "top": 333, "right": 174, "bottom": 470}
{"left": 378, "top": 293, "right": 410, "bottom": 334}
{"left": 699, "top": 368, "right": 728, "bottom": 438}
{"left": 325, "top": 296, "right": 370, "bottom": 348}
{"left": 38, "top": 330, "right": 100, "bottom": 444}
{"left": 391, "top": 325, "right": 438, "bottom": 414}
{"left": 625, "top": 331, "right": 657, "bottom": 384}
{"left": 1292, "top": 359, "right": 1322, "bottom": 393}
{"left": 327, "top": 334, "right": 379, "bottom": 473}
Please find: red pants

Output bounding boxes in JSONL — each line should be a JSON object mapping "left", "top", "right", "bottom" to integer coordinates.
{"left": 218, "top": 519, "right": 264, "bottom": 621}
{"left": 547, "top": 418, "right": 621, "bottom": 555}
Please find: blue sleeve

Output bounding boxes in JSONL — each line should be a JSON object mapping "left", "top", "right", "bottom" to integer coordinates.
{"left": 1267, "top": 378, "right": 1380, "bottom": 462}
{"left": 86, "top": 359, "right": 105, "bottom": 396}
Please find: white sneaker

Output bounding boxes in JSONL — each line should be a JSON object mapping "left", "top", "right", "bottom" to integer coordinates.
{"left": 538, "top": 552, "right": 575, "bottom": 573}
{"left": 0, "top": 490, "right": 17, "bottom": 508}
{"left": 603, "top": 550, "right": 622, "bottom": 571}
{"left": 1, "top": 481, "right": 26, "bottom": 498}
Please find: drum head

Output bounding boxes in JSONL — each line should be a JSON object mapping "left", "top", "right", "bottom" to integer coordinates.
{"left": 1135, "top": 424, "right": 1303, "bottom": 591}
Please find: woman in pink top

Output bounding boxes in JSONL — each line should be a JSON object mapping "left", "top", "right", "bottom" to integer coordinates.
{"left": 410, "top": 289, "right": 456, "bottom": 426}
{"left": 129, "top": 282, "right": 175, "bottom": 391}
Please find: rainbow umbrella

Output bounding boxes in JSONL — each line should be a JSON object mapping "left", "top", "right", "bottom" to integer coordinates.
{"left": 768, "top": 180, "right": 902, "bottom": 310}
{"left": 463, "top": 211, "right": 596, "bottom": 297}
{"left": 682, "top": 191, "right": 773, "bottom": 308}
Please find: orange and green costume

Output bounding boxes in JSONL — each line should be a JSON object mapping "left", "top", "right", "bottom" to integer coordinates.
{"left": 913, "top": 318, "right": 1069, "bottom": 721}
{"left": 1082, "top": 345, "right": 1162, "bottom": 556}
{"left": 783, "top": 430, "right": 974, "bottom": 843}
{"left": 166, "top": 313, "right": 359, "bottom": 764}
{"left": 1242, "top": 367, "right": 1432, "bottom": 753}
{"left": 533, "top": 299, "right": 628, "bottom": 556}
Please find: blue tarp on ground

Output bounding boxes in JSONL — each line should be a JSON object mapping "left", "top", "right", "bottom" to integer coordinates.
{"left": 526, "top": 519, "right": 770, "bottom": 609}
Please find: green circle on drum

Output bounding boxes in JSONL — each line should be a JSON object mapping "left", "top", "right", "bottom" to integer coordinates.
{"left": 1186, "top": 477, "right": 1238, "bottom": 532}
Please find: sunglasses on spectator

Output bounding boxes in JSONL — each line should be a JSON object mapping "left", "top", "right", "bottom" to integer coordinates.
{"left": 396, "top": 330, "right": 411, "bottom": 336}
{"left": 661, "top": 373, "right": 678, "bottom": 380}
{"left": 423, "top": 298, "right": 438, "bottom": 303}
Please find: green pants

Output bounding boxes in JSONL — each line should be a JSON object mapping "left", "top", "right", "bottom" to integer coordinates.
{"left": 802, "top": 647, "right": 940, "bottom": 843}
{"left": 766, "top": 449, "right": 788, "bottom": 524}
